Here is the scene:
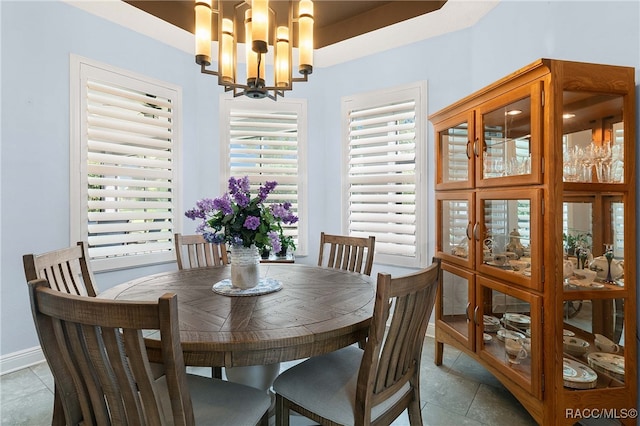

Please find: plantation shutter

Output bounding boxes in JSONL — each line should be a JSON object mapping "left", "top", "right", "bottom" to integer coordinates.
{"left": 342, "top": 82, "right": 427, "bottom": 268}
{"left": 71, "top": 57, "right": 181, "bottom": 271}
{"left": 221, "top": 98, "right": 307, "bottom": 254}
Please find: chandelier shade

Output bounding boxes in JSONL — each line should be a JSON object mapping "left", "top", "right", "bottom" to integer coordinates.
{"left": 195, "top": 0, "right": 314, "bottom": 100}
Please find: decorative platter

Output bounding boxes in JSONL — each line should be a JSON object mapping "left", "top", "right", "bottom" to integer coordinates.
{"left": 587, "top": 352, "right": 625, "bottom": 382}
{"left": 496, "top": 329, "right": 525, "bottom": 342}
{"left": 563, "top": 358, "right": 598, "bottom": 389}
{"left": 212, "top": 277, "right": 283, "bottom": 296}
{"left": 483, "top": 315, "right": 501, "bottom": 332}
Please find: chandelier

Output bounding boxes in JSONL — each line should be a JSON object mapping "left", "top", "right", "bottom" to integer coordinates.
{"left": 195, "top": 0, "right": 314, "bottom": 100}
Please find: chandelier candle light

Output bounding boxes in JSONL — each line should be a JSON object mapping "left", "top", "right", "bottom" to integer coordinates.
{"left": 185, "top": 176, "right": 298, "bottom": 289}
{"left": 195, "top": 0, "right": 314, "bottom": 100}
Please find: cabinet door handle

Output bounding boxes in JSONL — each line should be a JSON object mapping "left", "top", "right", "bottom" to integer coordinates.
{"left": 473, "top": 138, "right": 479, "bottom": 157}
{"left": 466, "top": 222, "right": 472, "bottom": 240}
{"left": 473, "top": 222, "right": 479, "bottom": 241}
{"left": 466, "top": 302, "right": 471, "bottom": 321}
{"left": 466, "top": 140, "right": 472, "bottom": 159}
{"left": 473, "top": 306, "right": 479, "bottom": 325}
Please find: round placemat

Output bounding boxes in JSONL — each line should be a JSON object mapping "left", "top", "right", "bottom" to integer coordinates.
{"left": 212, "top": 277, "right": 283, "bottom": 296}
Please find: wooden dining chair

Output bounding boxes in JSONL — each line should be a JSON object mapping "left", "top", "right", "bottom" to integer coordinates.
{"left": 23, "top": 241, "right": 98, "bottom": 297}
{"left": 27, "top": 278, "right": 270, "bottom": 426}
{"left": 317, "top": 232, "right": 376, "bottom": 276}
{"left": 273, "top": 259, "right": 441, "bottom": 426}
{"left": 175, "top": 233, "right": 229, "bottom": 269}
{"left": 174, "top": 232, "right": 227, "bottom": 379}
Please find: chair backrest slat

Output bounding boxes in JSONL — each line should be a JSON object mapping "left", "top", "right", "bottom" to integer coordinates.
{"left": 318, "top": 232, "right": 376, "bottom": 276}
{"left": 23, "top": 242, "right": 98, "bottom": 297}
{"left": 356, "top": 259, "right": 440, "bottom": 415}
{"left": 28, "top": 279, "right": 195, "bottom": 426}
{"left": 175, "top": 233, "right": 228, "bottom": 269}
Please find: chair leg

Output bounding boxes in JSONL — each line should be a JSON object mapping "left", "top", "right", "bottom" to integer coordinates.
{"left": 275, "top": 394, "right": 290, "bottom": 426}
{"left": 406, "top": 384, "right": 423, "bottom": 426}
{"left": 52, "top": 386, "right": 65, "bottom": 426}
{"left": 212, "top": 366, "right": 222, "bottom": 379}
{"left": 258, "top": 410, "right": 269, "bottom": 426}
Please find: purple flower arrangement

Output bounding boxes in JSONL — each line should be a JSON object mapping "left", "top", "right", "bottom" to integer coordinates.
{"left": 185, "top": 176, "right": 298, "bottom": 251}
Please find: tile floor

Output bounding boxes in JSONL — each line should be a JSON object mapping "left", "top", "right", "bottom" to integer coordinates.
{"left": 0, "top": 336, "right": 542, "bottom": 426}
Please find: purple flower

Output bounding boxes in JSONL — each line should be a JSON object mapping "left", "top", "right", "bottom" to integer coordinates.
{"left": 258, "top": 181, "right": 278, "bottom": 202}
{"left": 271, "top": 203, "right": 298, "bottom": 224}
{"left": 234, "top": 192, "right": 250, "bottom": 208}
{"left": 213, "top": 194, "right": 233, "bottom": 215}
{"left": 203, "top": 232, "right": 225, "bottom": 244}
{"left": 243, "top": 215, "right": 261, "bottom": 230}
{"left": 185, "top": 207, "right": 204, "bottom": 220}
{"left": 229, "top": 176, "right": 251, "bottom": 195}
{"left": 268, "top": 231, "right": 281, "bottom": 253}
{"left": 196, "top": 198, "right": 217, "bottom": 212}
{"left": 184, "top": 176, "right": 294, "bottom": 251}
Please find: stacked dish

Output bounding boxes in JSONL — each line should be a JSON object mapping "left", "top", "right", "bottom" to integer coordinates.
{"left": 587, "top": 352, "right": 625, "bottom": 382}
{"left": 502, "top": 313, "right": 531, "bottom": 330}
{"left": 483, "top": 315, "right": 501, "bottom": 333}
{"left": 563, "top": 358, "right": 598, "bottom": 389}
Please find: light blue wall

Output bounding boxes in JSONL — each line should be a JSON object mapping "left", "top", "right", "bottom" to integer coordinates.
{"left": 2, "top": 2, "right": 639, "bottom": 398}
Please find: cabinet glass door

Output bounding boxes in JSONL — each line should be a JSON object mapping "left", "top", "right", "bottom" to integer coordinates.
{"left": 437, "top": 263, "right": 474, "bottom": 351}
{"left": 435, "top": 111, "right": 474, "bottom": 189}
{"left": 562, "top": 296, "right": 627, "bottom": 389}
{"left": 477, "top": 276, "right": 542, "bottom": 398}
{"left": 436, "top": 192, "right": 474, "bottom": 269}
{"left": 476, "top": 84, "right": 542, "bottom": 187}
{"left": 477, "top": 189, "right": 542, "bottom": 291}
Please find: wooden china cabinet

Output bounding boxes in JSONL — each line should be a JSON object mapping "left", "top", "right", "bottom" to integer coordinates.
{"left": 430, "top": 59, "right": 636, "bottom": 425}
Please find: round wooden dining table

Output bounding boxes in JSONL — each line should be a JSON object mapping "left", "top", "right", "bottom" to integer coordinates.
{"left": 100, "top": 264, "right": 375, "bottom": 369}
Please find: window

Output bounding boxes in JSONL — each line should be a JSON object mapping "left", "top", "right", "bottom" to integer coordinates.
{"left": 70, "top": 56, "right": 181, "bottom": 271}
{"left": 341, "top": 82, "right": 427, "bottom": 268}
{"left": 220, "top": 97, "right": 308, "bottom": 255}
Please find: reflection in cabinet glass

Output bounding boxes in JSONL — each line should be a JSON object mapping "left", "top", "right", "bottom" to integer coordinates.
{"left": 482, "top": 96, "right": 532, "bottom": 180}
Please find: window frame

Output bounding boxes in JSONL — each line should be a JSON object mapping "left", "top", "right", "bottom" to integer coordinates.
{"left": 219, "top": 96, "right": 308, "bottom": 256}
{"left": 341, "top": 81, "right": 428, "bottom": 268}
{"left": 70, "top": 55, "right": 182, "bottom": 272}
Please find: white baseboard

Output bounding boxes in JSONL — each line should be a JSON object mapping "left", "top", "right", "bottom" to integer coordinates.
{"left": 0, "top": 346, "right": 45, "bottom": 375}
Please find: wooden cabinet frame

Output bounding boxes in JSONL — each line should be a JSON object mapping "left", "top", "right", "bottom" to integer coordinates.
{"left": 431, "top": 59, "right": 636, "bottom": 426}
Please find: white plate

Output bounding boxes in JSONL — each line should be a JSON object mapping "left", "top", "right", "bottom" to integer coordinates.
{"left": 503, "top": 313, "right": 531, "bottom": 326}
{"left": 563, "top": 329, "right": 575, "bottom": 337}
{"left": 563, "top": 358, "right": 598, "bottom": 389}
{"left": 483, "top": 333, "right": 492, "bottom": 343}
{"left": 563, "top": 336, "right": 590, "bottom": 356}
{"left": 587, "top": 352, "right": 625, "bottom": 382}
{"left": 486, "top": 261, "right": 512, "bottom": 268}
{"left": 568, "top": 279, "right": 605, "bottom": 289}
{"left": 496, "top": 329, "right": 525, "bottom": 342}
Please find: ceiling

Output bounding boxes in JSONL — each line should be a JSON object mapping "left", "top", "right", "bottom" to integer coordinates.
{"left": 123, "top": 1, "right": 447, "bottom": 48}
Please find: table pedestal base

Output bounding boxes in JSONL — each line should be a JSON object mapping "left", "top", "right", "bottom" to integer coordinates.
{"left": 225, "top": 363, "right": 281, "bottom": 414}
{"left": 225, "top": 363, "right": 281, "bottom": 391}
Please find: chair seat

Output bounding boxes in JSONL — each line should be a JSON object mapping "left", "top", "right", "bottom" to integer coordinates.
{"left": 158, "top": 374, "right": 271, "bottom": 425}
{"left": 273, "top": 346, "right": 410, "bottom": 425}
